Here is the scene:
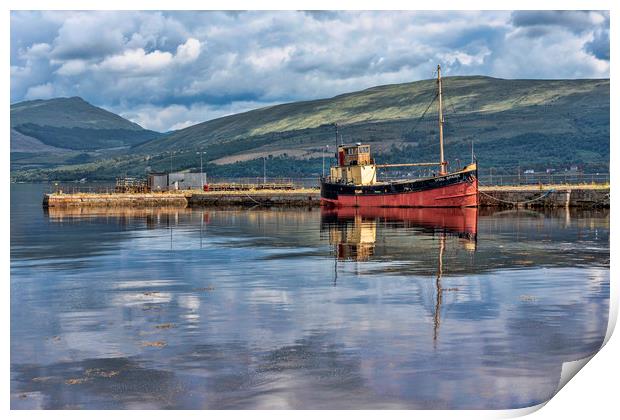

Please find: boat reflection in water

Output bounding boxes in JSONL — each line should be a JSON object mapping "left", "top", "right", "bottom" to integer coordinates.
{"left": 321, "top": 207, "right": 478, "bottom": 261}
{"left": 321, "top": 206, "right": 478, "bottom": 344}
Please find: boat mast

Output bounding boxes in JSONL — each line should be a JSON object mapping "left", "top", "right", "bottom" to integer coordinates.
{"left": 437, "top": 64, "right": 446, "bottom": 175}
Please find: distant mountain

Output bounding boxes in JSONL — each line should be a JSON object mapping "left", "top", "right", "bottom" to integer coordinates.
{"left": 11, "top": 76, "right": 610, "bottom": 181}
{"left": 10, "top": 97, "right": 162, "bottom": 151}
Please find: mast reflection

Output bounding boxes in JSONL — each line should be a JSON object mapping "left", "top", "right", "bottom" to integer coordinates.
{"left": 321, "top": 207, "right": 478, "bottom": 344}
{"left": 434, "top": 233, "right": 446, "bottom": 346}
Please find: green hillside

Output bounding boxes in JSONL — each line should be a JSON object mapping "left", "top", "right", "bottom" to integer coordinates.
{"left": 129, "top": 76, "right": 609, "bottom": 173}
{"left": 10, "top": 97, "right": 162, "bottom": 151}
{"left": 11, "top": 76, "right": 610, "bottom": 181}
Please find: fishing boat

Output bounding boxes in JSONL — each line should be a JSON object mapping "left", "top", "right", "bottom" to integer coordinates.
{"left": 320, "top": 65, "right": 479, "bottom": 208}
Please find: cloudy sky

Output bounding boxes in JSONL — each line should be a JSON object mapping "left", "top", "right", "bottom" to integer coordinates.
{"left": 10, "top": 10, "right": 610, "bottom": 132}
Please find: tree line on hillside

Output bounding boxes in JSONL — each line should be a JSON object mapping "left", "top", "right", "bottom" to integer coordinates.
{"left": 13, "top": 123, "right": 162, "bottom": 150}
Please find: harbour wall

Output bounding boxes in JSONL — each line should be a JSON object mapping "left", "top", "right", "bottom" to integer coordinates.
{"left": 43, "top": 187, "right": 609, "bottom": 209}
{"left": 42, "top": 190, "right": 320, "bottom": 208}
{"left": 42, "top": 192, "right": 189, "bottom": 207}
{"left": 188, "top": 191, "right": 321, "bottom": 207}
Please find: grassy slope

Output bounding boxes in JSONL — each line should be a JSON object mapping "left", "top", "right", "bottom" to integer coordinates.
{"left": 11, "top": 76, "right": 610, "bottom": 181}
{"left": 134, "top": 76, "right": 608, "bottom": 151}
{"left": 11, "top": 97, "right": 142, "bottom": 130}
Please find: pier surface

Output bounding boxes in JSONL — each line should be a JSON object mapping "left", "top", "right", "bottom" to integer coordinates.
{"left": 42, "top": 191, "right": 190, "bottom": 208}
{"left": 189, "top": 189, "right": 320, "bottom": 207}
{"left": 43, "top": 185, "right": 609, "bottom": 209}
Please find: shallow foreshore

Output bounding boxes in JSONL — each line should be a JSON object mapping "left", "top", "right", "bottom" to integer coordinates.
{"left": 42, "top": 186, "right": 609, "bottom": 209}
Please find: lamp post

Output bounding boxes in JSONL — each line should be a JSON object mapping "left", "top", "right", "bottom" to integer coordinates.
{"left": 196, "top": 151, "right": 205, "bottom": 174}
{"left": 196, "top": 151, "right": 206, "bottom": 187}
{"left": 263, "top": 156, "right": 266, "bottom": 184}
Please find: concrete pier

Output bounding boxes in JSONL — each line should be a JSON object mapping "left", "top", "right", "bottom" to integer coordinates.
{"left": 43, "top": 192, "right": 189, "bottom": 207}
{"left": 189, "top": 190, "right": 321, "bottom": 207}
{"left": 43, "top": 186, "right": 609, "bottom": 209}
{"left": 42, "top": 189, "right": 321, "bottom": 208}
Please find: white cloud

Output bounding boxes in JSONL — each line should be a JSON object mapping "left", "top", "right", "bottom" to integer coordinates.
{"left": 439, "top": 48, "right": 492, "bottom": 67}
{"left": 23, "top": 43, "right": 52, "bottom": 59}
{"left": 246, "top": 46, "right": 295, "bottom": 71}
{"left": 24, "top": 82, "right": 54, "bottom": 100}
{"left": 10, "top": 11, "right": 610, "bottom": 131}
{"left": 55, "top": 59, "right": 87, "bottom": 76}
{"left": 98, "top": 48, "right": 174, "bottom": 75}
{"left": 169, "top": 120, "right": 199, "bottom": 131}
{"left": 49, "top": 12, "right": 130, "bottom": 60}
{"left": 88, "top": 38, "right": 200, "bottom": 76}
{"left": 118, "top": 100, "right": 282, "bottom": 132}
{"left": 176, "top": 38, "right": 201, "bottom": 63}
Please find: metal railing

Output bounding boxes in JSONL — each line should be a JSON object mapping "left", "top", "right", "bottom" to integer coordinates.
{"left": 378, "top": 169, "right": 609, "bottom": 186}
{"left": 49, "top": 183, "right": 117, "bottom": 194}
{"left": 478, "top": 173, "right": 609, "bottom": 186}
{"left": 47, "top": 177, "right": 312, "bottom": 194}
{"left": 45, "top": 172, "right": 609, "bottom": 194}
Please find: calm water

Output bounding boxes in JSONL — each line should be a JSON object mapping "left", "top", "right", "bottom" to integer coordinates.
{"left": 11, "top": 184, "right": 609, "bottom": 409}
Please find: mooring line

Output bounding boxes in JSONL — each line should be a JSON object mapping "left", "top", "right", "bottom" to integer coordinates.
{"left": 477, "top": 188, "right": 554, "bottom": 205}
{"left": 243, "top": 191, "right": 264, "bottom": 205}
{"left": 472, "top": 179, "right": 555, "bottom": 205}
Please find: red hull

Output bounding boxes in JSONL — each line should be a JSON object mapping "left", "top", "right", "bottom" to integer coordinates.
{"left": 322, "top": 178, "right": 478, "bottom": 208}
